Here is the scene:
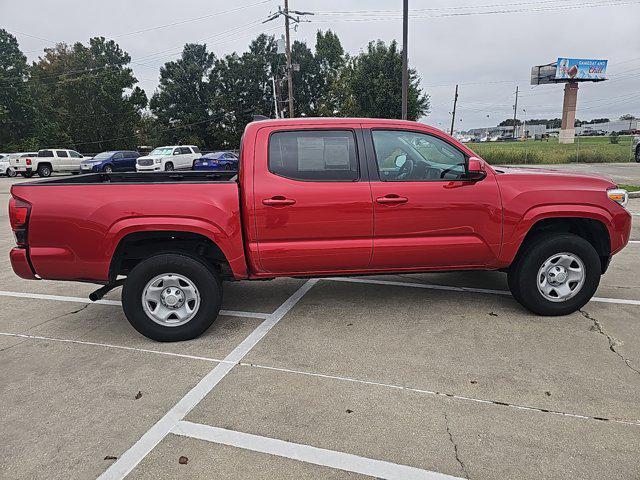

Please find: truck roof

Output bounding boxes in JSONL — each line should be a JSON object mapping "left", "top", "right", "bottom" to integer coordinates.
{"left": 246, "top": 117, "right": 442, "bottom": 133}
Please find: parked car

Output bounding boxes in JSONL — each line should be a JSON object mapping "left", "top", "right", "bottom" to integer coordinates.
{"left": 81, "top": 150, "right": 141, "bottom": 173}
{"left": 8, "top": 117, "right": 631, "bottom": 342}
{"left": 12, "top": 149, "right": 89, "bottom": 177}
{"left": 136, "top": 145, "right": 200, "bottom": 172}
{"left": 192, "top": 151, "right": 239, "bottom": 171}
{"left": 0, "top": 154, "right": 14, "bottom": 177}
{"left": 6, "top": 152, "right": 37, "bottom": 177}
{"left": 633, "top": 135, "right": 640, "bottom": 162}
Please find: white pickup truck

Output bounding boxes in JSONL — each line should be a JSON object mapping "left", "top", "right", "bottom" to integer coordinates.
{"left": 12, "top": 149, "right": 91, "bottom": 177}
{"left": 136, "top": 145, "right": 201, "bottom": 172}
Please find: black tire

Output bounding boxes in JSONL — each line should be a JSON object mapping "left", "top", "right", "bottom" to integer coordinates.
{"left": 37, "top": 164, "right": 52, "bottom": 177}
{"left": 507, "top": 233, "right": 601, "bottom": 316}
{"left": 164, "top": 162, "right": 174, "bottom": 172}
{"left": 122, "top": 253, "right": 222, "bottom": 342}
{"left": 635, "top": 147, "right": 640, "bottom": 163}
{"left": 6, "top": 168, "right": 16, "bottom": 178}
{"left": 225, "top": 163, "right": 232, "bottom": 171}
{"left": 103, "top": 165, "right": 113, "bottom": 173}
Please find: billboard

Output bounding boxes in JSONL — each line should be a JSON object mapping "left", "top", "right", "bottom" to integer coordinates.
{"left": 555, "top": 58, "right": 608, "bottom": 81}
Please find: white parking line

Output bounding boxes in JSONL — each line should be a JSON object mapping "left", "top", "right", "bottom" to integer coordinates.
{"left": 327, "top": 277, "right": 640, "bottom": 306}
{"left": 172, "top": 421, "right": 463, "bottom": 480}
{"left": 0, "top": 332, "right": 224, "bottom": 363}
{"left": 630, "top": 240, "right": 640, "bottom": 244}
{"left": 96, "top": 279, "right": 318, "bottom": 480}
{"left": 0, "top": 290, "right": 270, "bottom": 320}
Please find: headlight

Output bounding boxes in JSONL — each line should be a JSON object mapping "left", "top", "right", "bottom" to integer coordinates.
{"left": 154, "top": 158, "right": 161, "bottom": 164}
{"left": 607, "top": 188, "right": 628, "bottom": 207}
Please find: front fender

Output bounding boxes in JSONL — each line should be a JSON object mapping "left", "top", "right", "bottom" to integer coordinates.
{"left": 499, "top": 204, "right": 618, "bottom": 266}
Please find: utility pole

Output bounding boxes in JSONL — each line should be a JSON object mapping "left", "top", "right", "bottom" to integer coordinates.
{"left": 401, "top": 0, "right": 409, "bottom": 120}
{"left": 263, "top": 3, "right": 313, "bottom": 118}
{"left": 450, "top": 84, "right": 459, "bottom": 136}
{"left": 512, "top": 85, "right": 519, "bottom": 139}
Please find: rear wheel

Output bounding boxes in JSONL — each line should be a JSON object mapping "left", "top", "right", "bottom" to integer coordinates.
{"left": 164, "top": 162, "right": 174, "bottom": 172}
{"left": 122, "top": 253, "right": 222, "bottom": 342}
{"left": 37, "top": 164, "right": 52, "bottom": 177}
{"left": 6, "top": 168, "right": 16, "bottom": 177}
{"left": 507, "top": 233, "right": 601, "bottom": 316}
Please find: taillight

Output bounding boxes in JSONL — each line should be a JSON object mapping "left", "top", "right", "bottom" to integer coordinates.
{"left": 9, "top": 198, "right": 31, "bottom": 246}
{"left": 26, "top": 158, "right": 32, "bottom": 166}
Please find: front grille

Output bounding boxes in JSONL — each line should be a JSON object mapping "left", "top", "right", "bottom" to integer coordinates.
{"left": 137, "top": 158, "right": 154, "bottom": 166}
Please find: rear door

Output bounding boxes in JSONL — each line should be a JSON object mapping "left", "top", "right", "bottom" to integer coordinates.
{"left": 252, "top": 125, "right": 373, "bottom": 274}
{"left": 364, "top": 125, "right": 502, "bottom": 270}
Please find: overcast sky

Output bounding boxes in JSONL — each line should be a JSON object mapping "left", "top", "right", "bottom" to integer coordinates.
{"left": 3, "top": 0, "right": 640, "bottom": 130}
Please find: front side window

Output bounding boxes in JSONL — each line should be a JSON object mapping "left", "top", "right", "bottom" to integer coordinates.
{"left": 372, "top": 130, "right": 466, "bottom": 181}
{"left": 269, "top": 130, "right": 358, "bottom": 181}
{"left": 69, "top": 150, "right": 82, "bottom": 158}
{"left": 113, "top": 152, "right": 124, "bottom": 160}
{"left": 56, "top": 150, "right": 69, "bottom": 158}
{"left": 191, "top": 146, "right": 201, "bottom": 154}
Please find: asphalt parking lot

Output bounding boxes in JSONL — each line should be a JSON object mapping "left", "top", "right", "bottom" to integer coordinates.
{"left": 1, "top": 169, "right": 640, "bottom": 480}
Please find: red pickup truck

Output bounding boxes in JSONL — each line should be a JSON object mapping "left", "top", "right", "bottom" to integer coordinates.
{"left": 9, "top": 118, "right": 631, "bottom": 341}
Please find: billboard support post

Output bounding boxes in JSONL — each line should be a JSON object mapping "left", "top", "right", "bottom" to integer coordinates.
{"left": 559, "top": 82, "right": 579, "bottom": 144}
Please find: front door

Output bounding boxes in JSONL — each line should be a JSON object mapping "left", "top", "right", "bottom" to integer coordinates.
{"left": 364, "top": 126, "right": 502, "bottom": 270}
{"left": 253, "top": 125, "right": 373, "bottom": 274}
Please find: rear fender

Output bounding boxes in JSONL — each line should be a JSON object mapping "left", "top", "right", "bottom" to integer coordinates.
{"left": 105, "top": 217, "right": 248, "bottom": 279}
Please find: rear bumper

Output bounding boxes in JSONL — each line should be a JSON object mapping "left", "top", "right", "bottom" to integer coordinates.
{"left": 10, "top": 248, "right": 38, "bottom": 280}
{"left": 13, "top": 166, "right": 32, "bottom": 173}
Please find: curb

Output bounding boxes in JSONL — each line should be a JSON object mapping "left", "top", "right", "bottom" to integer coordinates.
{"left": 630, "top": 191, "right": 640, "bottom": 199}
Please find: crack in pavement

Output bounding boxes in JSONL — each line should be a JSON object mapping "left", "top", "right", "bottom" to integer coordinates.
{"left": 444, "top": 410, "right": 470, "bottom": 479}
{"left": 581, "top": 309, "right": 640, "bottom": 376}
{"left": 0, "top": 304, "right": 90, "bottom": 353}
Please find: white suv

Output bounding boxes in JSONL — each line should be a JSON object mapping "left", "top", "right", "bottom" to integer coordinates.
{"left": 12, "top": 149, "right": 90, "bottom": 177}
{"left": 136, "top": 145, "right": 201, "bottom": 172}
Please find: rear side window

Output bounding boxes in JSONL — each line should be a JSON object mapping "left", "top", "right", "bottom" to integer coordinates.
{"left": 56, "top": 150, "right": 69, "bottom": 158}
{"left": 268, "top": 130, "right": 358, "bottom": 181}
{"left": 125, "top": 151, "right": 139, "bottom": 158}
{"left": 39, "top": 150, "right": 54, "bottom": 158}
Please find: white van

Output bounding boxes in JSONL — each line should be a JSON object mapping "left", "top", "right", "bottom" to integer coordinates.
{"left": 136, "top": 145, "right": 201, "bottom": 172}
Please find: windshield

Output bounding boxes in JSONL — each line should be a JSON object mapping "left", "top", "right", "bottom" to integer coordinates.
{"left": 91, "top": 152, "right": 114, "bottom": 161}
{"left": 149, "top": 148, "right": 173, "bottom": 156}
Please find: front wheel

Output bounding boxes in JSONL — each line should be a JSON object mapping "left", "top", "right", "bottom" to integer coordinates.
{"left": 103, "top": 165, "right": 113, "bottom": 173}
{"left": 164, "top": 162, "right": 174, "bottom": 172}
{"left": 122, "top": 253, "right": 222, "bottom": 342}
{"left": 507, "top": 233, "right": 601, "bottom": 316}
{"left": 635, "top": 147, "right": 640, "bottom": 163}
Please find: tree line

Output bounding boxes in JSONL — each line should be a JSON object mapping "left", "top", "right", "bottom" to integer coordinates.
{"left": 0, "top": 29, "right": 429, "bottom": 153}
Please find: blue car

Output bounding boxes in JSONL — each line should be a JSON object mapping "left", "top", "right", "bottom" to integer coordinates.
{"left": 80, "top": 150, "right": 141, "bottom": 173}
{"left": 192, "top": 151, "right": 239, "bottom": 171}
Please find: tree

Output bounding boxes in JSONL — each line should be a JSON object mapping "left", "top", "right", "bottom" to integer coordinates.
{"left": 208, "top": 34, "right": 279, "bottom": 148}
{"left": 0, "top": 29, "right": 36, "bottom": 150}
{"left": 150, "top": 43, "right": 215, "bottom": 148}
{"left": 498, "top": 119, "right": 522, "bottom": 127}
{"left": 30, "top": 37, "right": 146, "bottom": 152}
{"left": 339, "top": 40, "right": 429, "bottom": 120}
{"left": 620, "top": 114, "right": 637, "bottom": 121}
{"left": 314, "top": 30, "right": 347, "bottom": 116}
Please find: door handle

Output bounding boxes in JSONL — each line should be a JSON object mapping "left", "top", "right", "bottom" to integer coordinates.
{"left": 376, "top": 194, "right": 408, "bottom": 205}
{"left": 262, "top": 196, "right": 296, "bottom": 207}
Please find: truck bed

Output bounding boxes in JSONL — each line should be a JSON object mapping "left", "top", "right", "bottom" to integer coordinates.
{"left": 19, "top": 171, "right": 238, "bottom": 185}
{"left": 11, "top": 172, "right": 246, "bottom": 283}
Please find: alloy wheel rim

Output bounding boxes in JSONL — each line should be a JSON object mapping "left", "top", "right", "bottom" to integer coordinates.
{"left": 536, "top": 252, "right": 586, "bottom": 302}
{"left": 142, "top": 273, "right": 200, "bottom": 327}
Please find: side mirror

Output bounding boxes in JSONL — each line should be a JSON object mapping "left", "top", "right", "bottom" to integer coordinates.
{"left": 466, "top": 156, "right": 487, "bottom": 182}
{"left": 395, "top": 154, "right": 407, "bottom": 168}
{"left": 174, "top": 150, "right": 181, "bottom": 155}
